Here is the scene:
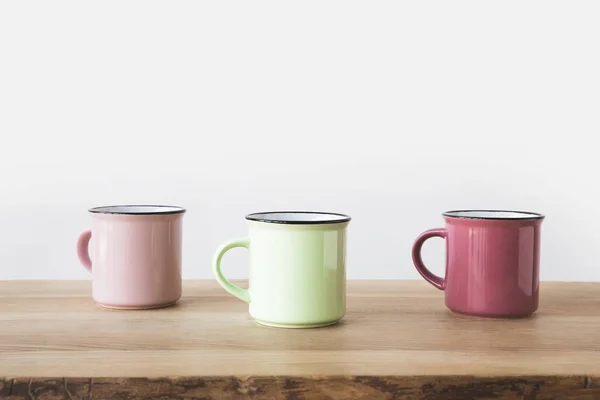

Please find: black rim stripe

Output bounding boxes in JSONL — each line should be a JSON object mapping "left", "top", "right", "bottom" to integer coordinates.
{"left": 245, "top": 211, "right": 351, "bottom": 225}
{"left": 88, "top": 205, "right": 186, "bottom": 215}
{"left": 442, "top": 209, "right": 544, "bottom": 220}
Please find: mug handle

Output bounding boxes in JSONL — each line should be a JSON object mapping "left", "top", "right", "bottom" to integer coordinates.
{"left": 212, "top": 237, "right": 251, "bottom": 303}
{"left": 76, "top": 229, "right": 92, "bottom": 276}
{"left": 411, "top": 228, "right": 447, "bottom": 290}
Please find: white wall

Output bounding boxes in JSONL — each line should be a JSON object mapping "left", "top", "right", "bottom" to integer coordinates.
{"left": 1, "top": 1, "right": 599, "bottom": 281}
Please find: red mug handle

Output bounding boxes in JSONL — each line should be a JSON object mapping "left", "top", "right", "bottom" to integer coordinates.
{"left": 411, "top": 228, "right": 447, "bottom": 290}
{"left": 77, "top": 229, "right": 92, "bottom": 276}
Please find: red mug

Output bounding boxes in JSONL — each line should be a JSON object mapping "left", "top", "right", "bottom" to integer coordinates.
{"left": 412, "top": 210, "right": 545, "bottom": 317}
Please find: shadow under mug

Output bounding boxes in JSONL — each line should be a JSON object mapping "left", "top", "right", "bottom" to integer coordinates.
{"left": 76, "top": 205, "right": 186, "bottom": 310}
{"left": 213, "top": 211, "right": 351, "bottom": 328}
{"left": 412, "top": 210, "right": 545, "bottom": 318}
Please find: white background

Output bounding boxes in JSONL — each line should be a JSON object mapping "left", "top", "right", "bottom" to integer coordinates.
{"left": 1, "top": 1, "right": 598, "bottom": 281}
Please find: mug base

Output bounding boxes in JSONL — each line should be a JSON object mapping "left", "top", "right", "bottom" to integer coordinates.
{"left": 96, "top": 300, "right": 178, "bottom": 310}
{"left": 448, "top": 308, "right": 535, "bottom": 319}
{"left": 254, "top": 319, "right": 340, "bottom": 329}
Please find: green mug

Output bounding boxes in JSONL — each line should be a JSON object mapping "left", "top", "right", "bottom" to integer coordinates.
{"left": 213, "top": 211, "right": 351, "bottom": 328}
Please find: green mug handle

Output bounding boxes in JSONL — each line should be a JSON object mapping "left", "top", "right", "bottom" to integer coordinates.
{"left": 212, "top": 237, "right": 251, "bottom": 303}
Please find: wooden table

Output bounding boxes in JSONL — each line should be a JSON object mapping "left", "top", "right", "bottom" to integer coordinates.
{"left": 1, "top": 281, "right": 599, "bottom": 399}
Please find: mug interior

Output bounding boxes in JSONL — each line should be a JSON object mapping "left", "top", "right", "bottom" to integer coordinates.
{"left": 443, "top": 210, "right": 544, "bottom": 220}
{"left": 89, "top": 205, "right": 186, "bottom": 215}
{"left": 246, "top": 211, "right": 351, "bottom": 224}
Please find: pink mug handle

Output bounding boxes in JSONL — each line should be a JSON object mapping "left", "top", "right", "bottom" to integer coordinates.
{"left": 411, "top": 228, "right": 447, "bottom": 290}
{"left": 77, "top": 229, "right": 92, "bottom": 276}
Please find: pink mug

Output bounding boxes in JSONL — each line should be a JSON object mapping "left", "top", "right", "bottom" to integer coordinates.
{"left": 412, "top": 210, "right": 545, "bottom": 318}
{"left": 76, "top": 205, "right": 185, "bottom": 310}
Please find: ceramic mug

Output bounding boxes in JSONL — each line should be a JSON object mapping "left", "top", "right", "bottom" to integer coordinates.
{"left": 76, "top": 205, "right": 186, "bottom": 310}
{"left": 412, "top": 210, "right": 545, "bottom": 317}
{"left": 213, "top": 211, "right": 351, "bottom": 328}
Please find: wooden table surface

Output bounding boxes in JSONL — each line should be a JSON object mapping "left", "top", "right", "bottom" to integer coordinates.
{"left": 1, "top": 280, "right": 600, "bottom": 399}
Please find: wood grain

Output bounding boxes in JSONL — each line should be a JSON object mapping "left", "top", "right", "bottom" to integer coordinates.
{"left": 1, "top": 376, "right": 600, "bottom": 399}
{"left": 2, "top": 280, "right": 600, "bottom": 398}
